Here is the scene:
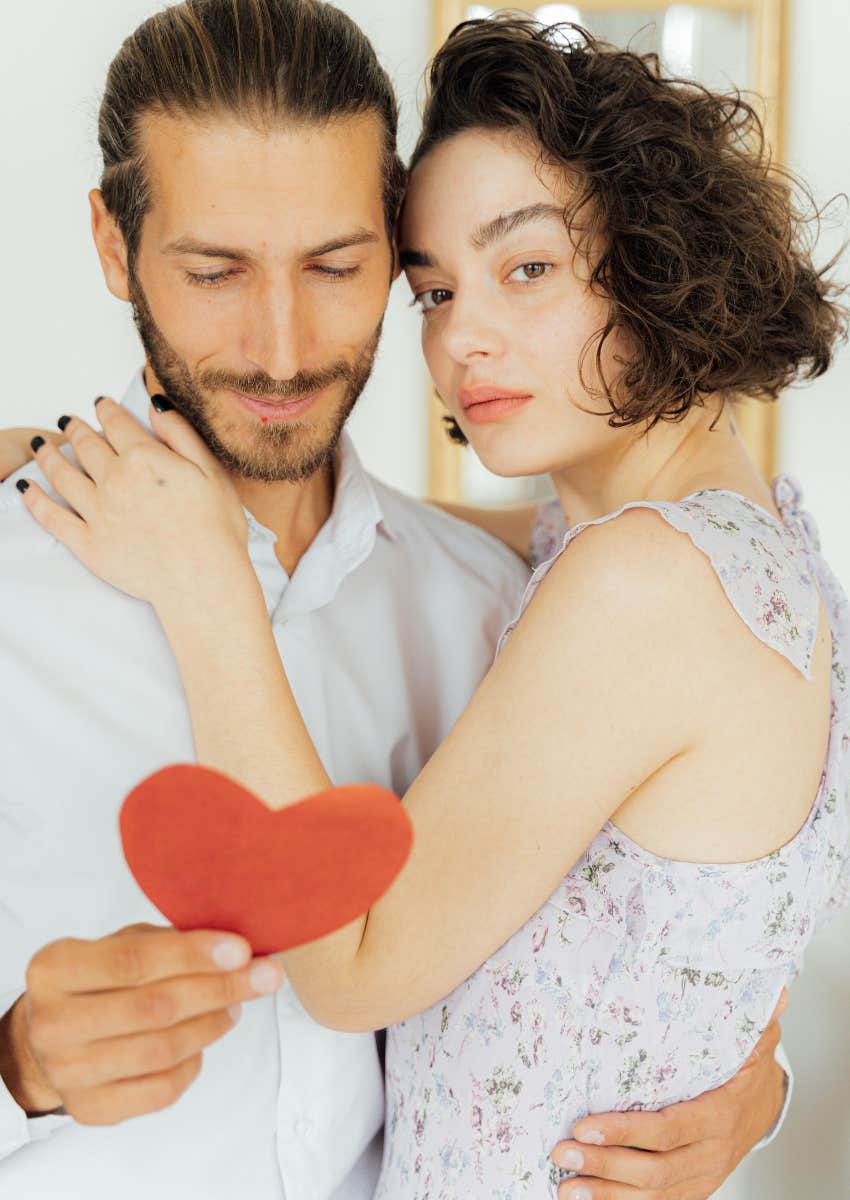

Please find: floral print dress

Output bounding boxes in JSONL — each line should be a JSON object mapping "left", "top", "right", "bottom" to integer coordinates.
{"left": 375, "top": 477, "right": 849, "bottom": 1199}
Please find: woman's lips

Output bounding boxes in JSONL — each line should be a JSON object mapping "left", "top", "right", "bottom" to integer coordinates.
{"left": 458, "top": 385, "right": 533, "bottom": 425}
{"left": 229, "top": 388, "right": 323, "bottom": 422}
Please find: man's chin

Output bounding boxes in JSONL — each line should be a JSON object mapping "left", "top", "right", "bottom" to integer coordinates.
{"left": 201, "top": 419, "right": 342, "bottom": 484}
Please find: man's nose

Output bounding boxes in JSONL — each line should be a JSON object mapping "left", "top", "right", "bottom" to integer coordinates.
{"left": 242, "top": 279, "right": 307, "bottom": 382}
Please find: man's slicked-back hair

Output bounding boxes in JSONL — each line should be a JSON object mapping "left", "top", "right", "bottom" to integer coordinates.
{"left": 98, "top": 0, "right": 406, "bottom": 264}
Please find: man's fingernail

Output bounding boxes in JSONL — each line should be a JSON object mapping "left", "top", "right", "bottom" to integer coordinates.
{"left": 151, "top": 394, "right": 175, "bottom": 413}
{"left": 57, "top": 416, "right": 71, "bottom": 432}
{"left": 211, "top": 940, "right": 249, "bottom": 970}
{"left": 250, "top": 961, "right": 284, "bottom": 994}
{"left": 16, "top": 480, "right": 30, "bottom": 494}
{"left": 30, "top": 437, "right": 45, "bottom": 453}
{"left": 576, "top": 1129, "right": 604, "bottom": 1145}
{"left": 570, "top": 1187, "right": 592, "bottom": 1200}
{"left": 556, "top": 1148, "right": 584, "bottom": 1171}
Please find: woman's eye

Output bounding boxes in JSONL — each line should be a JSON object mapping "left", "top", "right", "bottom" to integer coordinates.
{"left": 508, "top": 262, "right": 552, "bottom": 283}
{"left": 415, "top": 288, "right": 453, "bottom": 313}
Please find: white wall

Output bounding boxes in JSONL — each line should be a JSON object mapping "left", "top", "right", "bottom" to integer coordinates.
{"left": 2, "top": 2, "right": 848, "bottom": 1195}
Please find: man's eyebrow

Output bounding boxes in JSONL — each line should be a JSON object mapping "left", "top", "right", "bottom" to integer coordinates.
{"left": 304, "top": 229, "right": 381, "bottom": 258}
{"left": 470, "top": 203, "right": 566, "bottom": 250}
{"left": 162, "top": 229, "right": 381, "bottom": 261}
{"left": 163, "top": 237, "right": 248, "bottom": 261}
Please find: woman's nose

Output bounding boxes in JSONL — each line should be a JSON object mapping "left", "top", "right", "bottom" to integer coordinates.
{"left": 440, "top": 293, "right": 506, "bottom": 364}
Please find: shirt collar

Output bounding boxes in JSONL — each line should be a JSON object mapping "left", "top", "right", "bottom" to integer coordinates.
{"left": 119, "top": 368, "right": 398, "bottom": 549}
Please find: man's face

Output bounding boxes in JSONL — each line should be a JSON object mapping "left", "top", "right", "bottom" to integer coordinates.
{"left": 125, "top": 111, "right": 393, "bottom": 482}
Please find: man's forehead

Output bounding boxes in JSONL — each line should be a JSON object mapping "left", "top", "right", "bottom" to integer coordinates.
{"left": 138, "top": 109, "right": 386, "bottom": 239}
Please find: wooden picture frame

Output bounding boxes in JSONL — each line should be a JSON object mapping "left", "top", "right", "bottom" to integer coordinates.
{"left": 427, "top": 0, "right": 788, "bottom": 500}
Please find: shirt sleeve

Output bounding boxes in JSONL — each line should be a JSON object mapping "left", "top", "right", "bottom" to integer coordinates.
{"left": 0, "top": 992, "right": 71, "bottom": 1162}
{"left": 752, "top": 1040, "right": 793, "bottom": 1152}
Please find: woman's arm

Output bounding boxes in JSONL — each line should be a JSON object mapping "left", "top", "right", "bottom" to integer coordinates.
{"left": 20, "top": 402, "right": 704, "bottom": 1032}
{"left": 429, "top": 500, "right": 540, "bottom": 562}
{"left": 0, "top": 429, "right": 63, "bottom": 481}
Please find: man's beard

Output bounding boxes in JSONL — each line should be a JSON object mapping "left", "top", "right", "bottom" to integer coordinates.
{"left": 127, "top": 269, "right": 381, "bottom": 483}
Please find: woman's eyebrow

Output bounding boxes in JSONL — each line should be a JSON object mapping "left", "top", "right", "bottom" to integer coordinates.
{"left": 470, "top": 203, "right": 565, "bottom": 250}
{"left": 399, "top": 248, "right": 438, "bottom": 269}
{"left": 399, "top": 203, "right": 566, "bottom": 269}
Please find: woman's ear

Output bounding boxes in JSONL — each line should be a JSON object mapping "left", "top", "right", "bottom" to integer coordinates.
{"left": 89, "top": 189, "right": 131, "bottom": 302}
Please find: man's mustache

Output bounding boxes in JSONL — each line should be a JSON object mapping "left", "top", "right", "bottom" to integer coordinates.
{"left": 200, "top": 364, "right": 355, "bottom": 400}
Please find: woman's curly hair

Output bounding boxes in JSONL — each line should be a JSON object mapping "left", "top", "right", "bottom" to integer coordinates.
{"left": 410, "top": 15, "right": 848, "bottom": 444}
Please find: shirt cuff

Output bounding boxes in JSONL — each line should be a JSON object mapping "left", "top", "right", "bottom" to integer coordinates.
{"left": 752, "top": 1040, "right": 793, "bottom": 1151}
{"left": 0, "top": 993, "right": 71, "bottom": 1162}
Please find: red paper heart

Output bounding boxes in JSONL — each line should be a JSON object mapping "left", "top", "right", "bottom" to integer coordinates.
{"left": 120, "top": 764, "right": 412, "bottom": 955}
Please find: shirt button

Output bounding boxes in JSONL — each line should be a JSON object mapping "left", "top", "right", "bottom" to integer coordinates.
{"left": 293, "top": 1117, "right": 313, "bottom": 1137}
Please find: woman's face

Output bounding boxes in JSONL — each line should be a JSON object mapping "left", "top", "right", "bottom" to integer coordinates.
{"left": 400, "top": 129, "right": 632, "bottom": 479}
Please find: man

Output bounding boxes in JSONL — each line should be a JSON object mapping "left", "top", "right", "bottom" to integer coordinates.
{"left": 0, "top": 2, "right": 790, "bottom": 1198}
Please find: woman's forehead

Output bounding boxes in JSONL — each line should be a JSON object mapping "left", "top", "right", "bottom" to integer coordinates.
{"left": 402, "top": 130, "right": 569, "bottom": 244}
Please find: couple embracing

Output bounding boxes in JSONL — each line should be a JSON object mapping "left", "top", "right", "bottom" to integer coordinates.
{"left": 1, "top": 2, "right": 847, "bottom": 1199}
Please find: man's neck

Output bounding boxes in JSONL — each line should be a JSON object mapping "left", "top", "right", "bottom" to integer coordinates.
{"left": 234, "top": 468, "right": 335, "bottom": 576}
{"left": 142, "top": 366, "right": 334, "bottom": 576}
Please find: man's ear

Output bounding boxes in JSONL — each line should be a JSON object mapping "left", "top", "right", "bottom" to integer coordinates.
{"left": 89, "top": 189, "right": 131, "bottom": 301}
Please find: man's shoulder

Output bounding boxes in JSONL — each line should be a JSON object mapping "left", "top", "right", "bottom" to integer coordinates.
{"left": 371, "top": 478, "right": 531, "bottom": 593}
{"left": 0, "top": 455, "right": 104, "bottom": 587}
{"left": 0, "top": 459, "right": 56, "bottom": 533}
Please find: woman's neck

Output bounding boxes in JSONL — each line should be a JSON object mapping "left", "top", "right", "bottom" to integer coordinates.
{"left": 549, "top": 399, "right": 775, "bottom": 527}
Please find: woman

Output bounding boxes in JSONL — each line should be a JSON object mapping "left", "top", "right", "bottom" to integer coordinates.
{"left": 10, "top": 17, "right": 850, "bottom": 1198}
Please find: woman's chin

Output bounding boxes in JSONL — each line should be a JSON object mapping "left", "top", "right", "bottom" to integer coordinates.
{"left": 469, "top": 444, "right": 556, "bottom": 482}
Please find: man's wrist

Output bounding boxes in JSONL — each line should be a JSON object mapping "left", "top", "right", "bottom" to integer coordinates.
{"left": 747, "top": 1054, "right": 787, "bottom": 1152}
{"left": 0, "top": 997, "right": 62, "bottom": 1116}
{"left": 752, "top": 1054, "right": 790, "bottom": 1151}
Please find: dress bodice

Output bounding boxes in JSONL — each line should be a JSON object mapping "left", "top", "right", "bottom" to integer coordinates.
{"left": 376, "top": 478, "right": 849, "bottom": 1199}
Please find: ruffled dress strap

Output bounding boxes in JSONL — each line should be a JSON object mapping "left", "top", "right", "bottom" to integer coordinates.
{"left": 771, "top": 476, "right": 850, "bottom": 925}
{"left": 505, "top": 475, "right": 824, "bottom": 681}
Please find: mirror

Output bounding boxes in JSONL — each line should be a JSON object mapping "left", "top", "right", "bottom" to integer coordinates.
{"left": 428, "top": 0, "right": 786, "bottom": 503}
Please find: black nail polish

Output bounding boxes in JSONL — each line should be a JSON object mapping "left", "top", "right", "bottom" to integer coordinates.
{"left": 57, "top": 416, "right": 71, "bottom": 432}
{"left": 16, "top": 480, "right": 30, "bottom": 494}
{"left": 30, "top": 436, "right": 45, "bottom": 453}
{"left": 151, "top": 394, "right": 175, "bottom": 413}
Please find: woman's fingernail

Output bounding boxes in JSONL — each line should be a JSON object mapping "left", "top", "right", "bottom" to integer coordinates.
{"left": 211, "top": 940, "right": 250, "bottom": 970}
{"left": 94, "top": 396, "right": 107, "bottom": 407}
{"left": 151, "top": 394, "right": 175, "bottom": 413}
{"left": 570, "top": 1188, "right": 592, "bottom": 1200}
{"left": 576, "top": 1129, "right": 604, "bottom": 1145}
{"left": 30, "top": 437, "right": 45, "bottom": 453}
{"left": 250, "top": 961, "right": 284, "bottom": 994}
{"left": 228, "top": 1004, "right": 242, "bottom": 1024}
{"left": 57, "top": 416, "right": 71, "bottom": 432}
{"left": 556, "top": 1148, "right": 584, "bottom": 1171}
{"left": 16, "top": 480, "right": 30, "bottom": 494}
